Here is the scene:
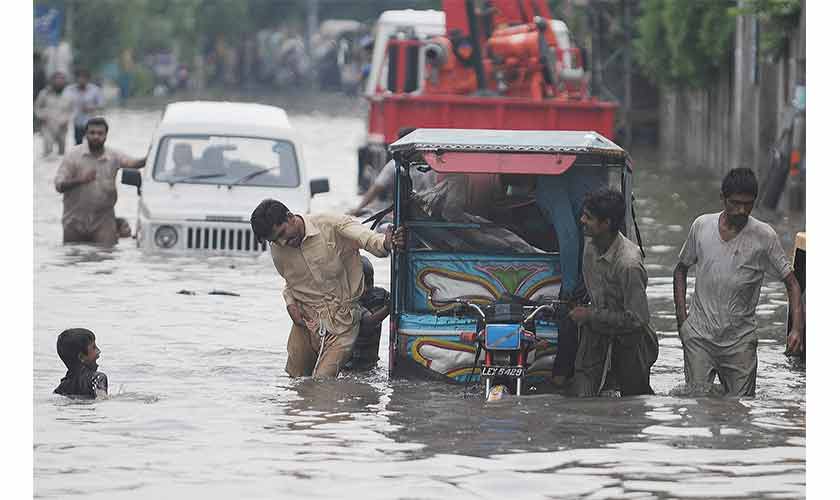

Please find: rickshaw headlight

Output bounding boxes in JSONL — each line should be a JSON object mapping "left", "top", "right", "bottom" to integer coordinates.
{"left": 154, "top": 225, "right": 178, "bottom": 248}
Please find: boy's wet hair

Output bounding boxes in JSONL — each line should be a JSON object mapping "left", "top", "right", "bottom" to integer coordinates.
{"left": 361, "top": 256, "right": 374, "bottom": 289}
{"left": 250, "top": 199, "right": 291, "bottom": 243}
{"left": 56, "top": 328, "right": 95, "bottom": 370}
{"left": 721, "top": 168, "right": 758, "bottom": 199}
{"left": 583, "top": 187, "right": 625, "bottom": 233}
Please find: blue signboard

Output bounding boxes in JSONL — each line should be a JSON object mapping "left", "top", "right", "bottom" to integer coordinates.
{"left": 34, "top": 5, "right": 63, "bottom": 48}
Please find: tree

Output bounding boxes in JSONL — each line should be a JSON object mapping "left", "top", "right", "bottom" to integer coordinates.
{"left": 634, "top": 0, "right": 736, "bottom": 89}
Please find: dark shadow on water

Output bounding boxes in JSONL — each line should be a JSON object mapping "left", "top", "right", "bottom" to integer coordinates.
{"left": 376, "top": 378, "right": 803, "bottom": 458}
{"left": 57, "top": 244, "right": 119, "bottom": 265}
{"left": 263, "top": 376, "right": 388, "bottom": 431}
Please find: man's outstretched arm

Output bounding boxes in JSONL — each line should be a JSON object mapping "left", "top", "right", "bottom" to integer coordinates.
{"left": 673, "top": 262, "right": 690, "bottom": 329}
{"left": 783, "top": 272, "right": 804, "bottom": 354}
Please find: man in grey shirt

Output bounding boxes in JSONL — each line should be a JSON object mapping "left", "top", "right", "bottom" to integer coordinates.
{"left": 349, "top": 158, "right": 435, "bottom": 216}
{"left": 54, "top": 117, "right": 146, "bottom": 246}
{"left": 568, "top": 188, "right": 659, "bottom": 396}
{"left": 349, "top": 127, "right": 437, "bottom": 216}
{"left": 63, "top": 68, "right": 105, "bottom": 145}
{"left": 673, "top": 168, "right": 803, "bottom": 397}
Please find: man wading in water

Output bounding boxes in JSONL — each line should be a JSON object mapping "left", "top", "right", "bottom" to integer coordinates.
{"left": 54, "top": 117, "right": 146, "bottom": 246}
{"left": 250, "top": 199, "right": 405, "bottom": 378}
{"left": 673, "top": 168, "right": 803, "bottom": 397}
{"left": 568, "top": 188, "right": 659, "bottom": 396}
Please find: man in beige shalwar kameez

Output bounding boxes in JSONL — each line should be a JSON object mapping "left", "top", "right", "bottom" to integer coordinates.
{"left": 54, "top": 117, "right": 146, "bottom": 246}
{"left": 250, "top": 199, "right": 404, "bottom": 378}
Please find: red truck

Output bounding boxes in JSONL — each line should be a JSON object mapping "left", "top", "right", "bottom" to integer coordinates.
{"left": 357, "top": 0, "right": 617, "bottom": 191}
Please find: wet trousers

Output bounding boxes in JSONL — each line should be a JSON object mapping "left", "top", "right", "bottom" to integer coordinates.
{"left": 680, "top": 327, "right": 757, "bottom": 397}
{"left": 63, "top": 216, "right": 118, "bottom": 247}
{"left": 286, "top": 320, "right": 360, "bottom": 378}
{"left": 571, "top": 327, "right": 657, "bottom": 397}
{"left": 74, "top": 125, "right": 85, "bottom": 145}
{"left": 42, "top": 124, "right": 67, "bottom": 156}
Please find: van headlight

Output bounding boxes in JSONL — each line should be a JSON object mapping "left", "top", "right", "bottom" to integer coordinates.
{"left": 154, "top": 225, "right": 178, "bottom": 248}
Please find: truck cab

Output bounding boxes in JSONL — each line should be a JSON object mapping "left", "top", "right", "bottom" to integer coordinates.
{"left": 357, "top": 2, "right": 614, "bottom": 194}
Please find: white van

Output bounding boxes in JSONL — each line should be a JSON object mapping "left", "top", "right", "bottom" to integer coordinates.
{"left": 122, "top": 101, "right": 329, "bottom": 254}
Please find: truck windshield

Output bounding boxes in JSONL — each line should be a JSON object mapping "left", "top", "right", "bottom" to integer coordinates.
{"left": 153, "top": 135, "right": 300, "bottom": 187}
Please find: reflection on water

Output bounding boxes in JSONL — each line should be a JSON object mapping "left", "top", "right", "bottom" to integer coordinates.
{"left": 34, "top": 98, "right": 804, "bottom": 499}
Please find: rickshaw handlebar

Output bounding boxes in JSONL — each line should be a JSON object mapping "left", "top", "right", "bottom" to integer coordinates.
{"left": 435, "top": 298, "right": 486, "bottom": 320}
{"left": 434, "top": 298, "right": 567, "bottom": 323}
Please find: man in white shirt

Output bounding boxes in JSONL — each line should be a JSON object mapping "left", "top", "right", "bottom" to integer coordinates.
{"left": 63, "top": 68, "right": 105, "bottom": 145}
{"left": 673, "top": 168, "right": 803, "bottom": 396}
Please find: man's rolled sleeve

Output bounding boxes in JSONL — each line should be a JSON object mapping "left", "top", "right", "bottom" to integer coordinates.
{"left": 589, "top": 308, "right": 644, "bottom": 336}
{"left": 337, "top": 215, "right": 389, "bottom": 257}
{"left": 282, "top": 286, "right": 297, "bottom": 308}
{"left": 678, "top": 218, "right": 699, "bottom": 267}
{"left": 765, "top": 232, "right": 794, "bottom": 281}
{"left": 588, "top": 263, "right": 648, "bottom": 336}
{"left": 54, "top": 156, "right": 77, "bottom": 192}
{"left": 373, "top": 161, "right": 396, "bottom": 190}
{"left": 623, "top": 264, "right": 650, "bottom": 325}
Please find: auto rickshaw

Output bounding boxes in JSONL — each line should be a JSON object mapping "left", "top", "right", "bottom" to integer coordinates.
{"left": 384, "top": 129, "right": 642, "bottom": 393}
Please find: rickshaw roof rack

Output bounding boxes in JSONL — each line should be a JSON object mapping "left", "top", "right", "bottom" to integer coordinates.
{"left": 390, "top": 129, "right": 626, "bottom": 158}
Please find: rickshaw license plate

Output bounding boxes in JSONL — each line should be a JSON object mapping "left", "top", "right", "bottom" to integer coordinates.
{"left": 481, "top": 366, "right": 524, "bottom": 377}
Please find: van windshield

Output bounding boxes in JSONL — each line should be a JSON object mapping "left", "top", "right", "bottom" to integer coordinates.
{"left": 153, "top": 135, "right": 300, "bottom": 187}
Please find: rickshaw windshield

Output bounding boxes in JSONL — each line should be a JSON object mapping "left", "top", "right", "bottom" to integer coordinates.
{"left": 401, "top": 163, "right": 612, "bottom": 255}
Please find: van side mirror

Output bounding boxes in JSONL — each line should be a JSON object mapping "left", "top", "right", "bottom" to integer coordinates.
{"left": 310, "top": 177, "right": 330, "bottom": 197}
{"left": 122, "top": 169, "right": 142, "bottom": 195}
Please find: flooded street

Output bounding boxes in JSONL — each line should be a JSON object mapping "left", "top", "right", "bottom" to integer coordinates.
{"left": 33, "top": 95, "right": 805, "bottom": 499}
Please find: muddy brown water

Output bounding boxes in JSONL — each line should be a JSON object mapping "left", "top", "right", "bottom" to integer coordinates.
{"left": 34, "top": 95, "right": 805, "bottom": 499}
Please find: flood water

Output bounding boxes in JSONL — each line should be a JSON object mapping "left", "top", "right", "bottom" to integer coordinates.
{"left": 34, "top": 93, "right": 805, "bottom": 499}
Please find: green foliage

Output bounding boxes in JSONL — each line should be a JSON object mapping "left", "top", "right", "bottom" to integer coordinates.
{"left": 33, "top": 0, "right": 446, "bottom": 91}
{"left": 128, "top": 64, "right": 156, "bottom": 97}
{"left": 634, "top": 0, "right": 736, "bottom": 89}
{"left": 737, "top": 0, "right": 801, "bottom": 59}
{"left": 66, "top": 0, "right": 124, "bottom": 72}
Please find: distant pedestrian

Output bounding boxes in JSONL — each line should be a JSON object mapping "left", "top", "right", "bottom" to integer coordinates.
{"left": 54, "top": 117, "right": 146, "bottom": 246}
{"left": 34, "top": 71, "right": 73, "bottom": 157}
{"left": 673, "top": 168, "right": 803, "bottom": 397}
{"left": 63, "top": 68, "right": 105, "bottom": 145}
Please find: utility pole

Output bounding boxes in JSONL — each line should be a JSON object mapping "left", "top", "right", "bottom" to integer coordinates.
{"left": 622, "top": 0, "right": 633, "bottom": 148}
{"left": 65, "top": 0, "right": 74, "bottom": 47}
{"left": 590, "top": 3, "right": 602, "bottom": 98}
{"left": 305, "top": 0, "right": 319, "bottom": 85}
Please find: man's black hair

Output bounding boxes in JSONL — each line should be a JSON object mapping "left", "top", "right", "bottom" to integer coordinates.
{"left": 721, "top": 167, "right": 758, "bottom": 199}
{"left": 250, "top": 199, "right": 292, "bottom": 243}
{"left": 85, "top": 116, "right": 109, "bottom": 133}
{"left": 57, "top": 328, "right": 95, "bottom": 371}
{"left": 77, "top": 68, "right": 91, "bottom": 78}
{"left": 361, "top": 256, "right": 374, "bottom": 289}
{"left": 582, "top": 187, "right": 625, "bottom": 233}
{"left": 397, "top": 127, "right": 416, "bottom": 139}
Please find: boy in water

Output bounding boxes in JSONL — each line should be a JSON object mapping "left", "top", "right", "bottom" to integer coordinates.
{"left": 344, "top": 257, "right": 390, "bottom": 371}
{"left": 54, "top": 328, "right": 108, "bottom": 398}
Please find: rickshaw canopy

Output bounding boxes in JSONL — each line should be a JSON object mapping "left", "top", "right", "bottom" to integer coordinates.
{"left": 390, "top": 129, "right": 627, "bottom": 175}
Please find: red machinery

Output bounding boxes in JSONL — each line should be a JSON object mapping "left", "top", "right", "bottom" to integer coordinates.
{"left": 358, "top": 0, "right": 617, "bottom": 191}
